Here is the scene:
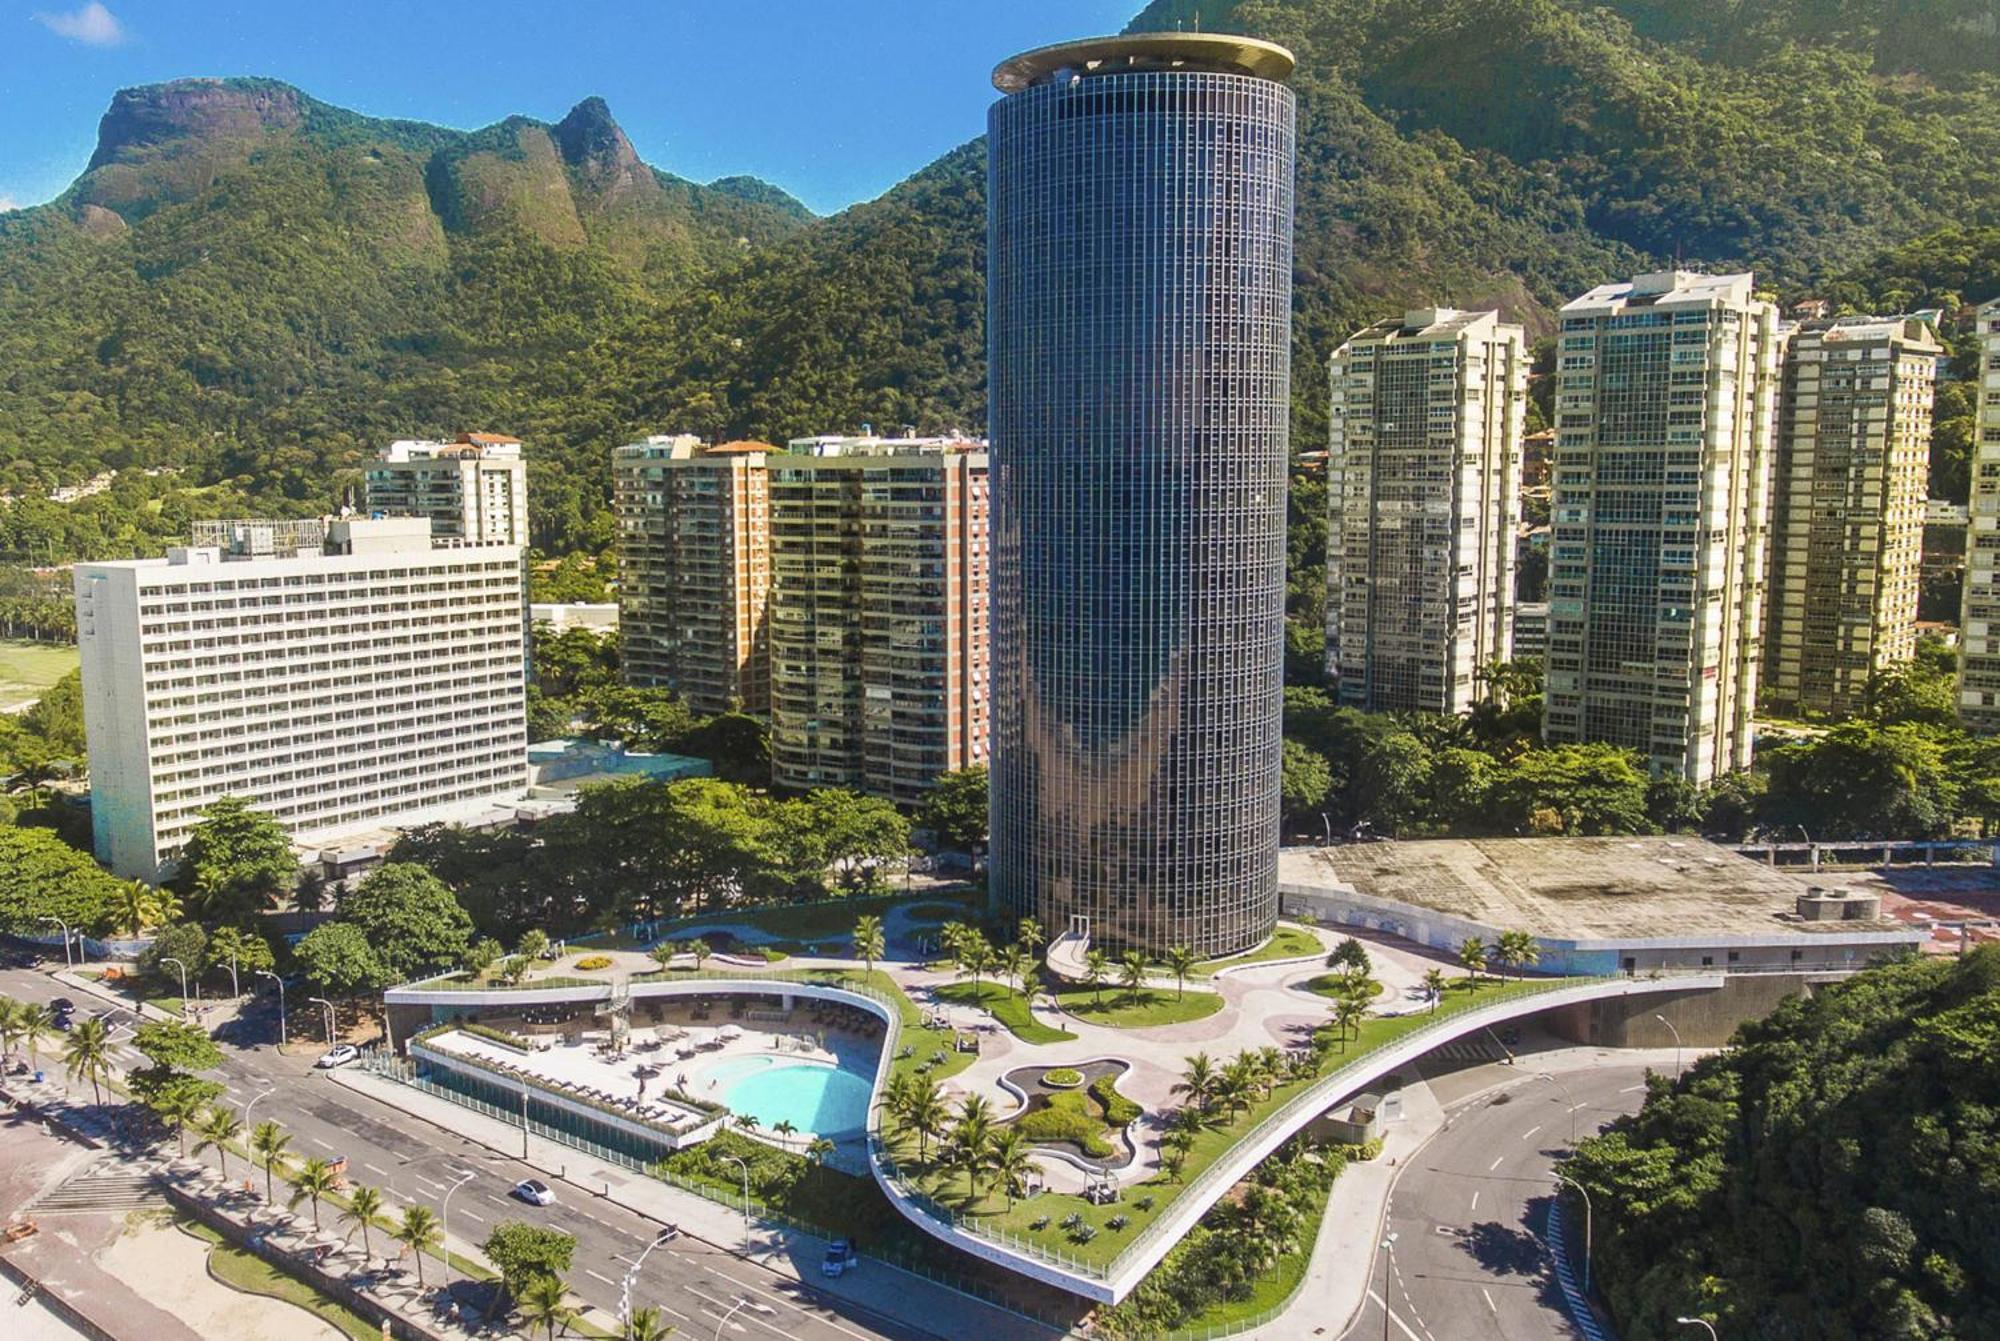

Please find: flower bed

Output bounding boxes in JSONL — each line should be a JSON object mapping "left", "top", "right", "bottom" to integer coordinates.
{"left": 573, "top": 955, "right": 613, "bottom": 971}
{"left": 1043, "top": 1067, "right": 1084, "bottom": 1089}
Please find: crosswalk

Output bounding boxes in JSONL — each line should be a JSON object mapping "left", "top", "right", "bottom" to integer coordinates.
{"left": 1421, "top": 1039, "right": 1503, "bottom": 1066}
{"left": 28, "top": 1165, "right": 161, "bottom": 1215}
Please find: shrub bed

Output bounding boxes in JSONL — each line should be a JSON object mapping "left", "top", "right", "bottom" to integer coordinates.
{"left": 1043, "top": 1067, "right": 1084, "bottom": 1088}
{"left": 1090, "top": 1074, "right": 1141, "bottom": 1126}
{"left": 460, "top": 1022, "right": 532, "bottom": 1053}
{"left": 1016, "top": 1091, "right": 1113, "bottom": 1158}
{"left": 573, "top": 955, "right": 613, "bottom": 971}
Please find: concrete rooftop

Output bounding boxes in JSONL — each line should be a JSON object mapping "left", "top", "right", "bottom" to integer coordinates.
{"left": 1279, "top": 836, "right": 1905, "bottom": 940}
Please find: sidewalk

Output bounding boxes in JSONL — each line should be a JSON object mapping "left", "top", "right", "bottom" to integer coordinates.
{"left": 332, "top": 1065, "right": 1067, "bottom": 1341}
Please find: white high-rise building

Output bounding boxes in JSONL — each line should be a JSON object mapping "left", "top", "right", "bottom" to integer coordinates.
{"left": 1543, "top": 272, "right": 1784, "bottom": 783}
{"left": 75, "top": 518, "right": 529, "bottom": 880}
{"left": 1326, "top": 308, "right": 1525, "bottom": 714}
{"left": 1959, "top": 298, "right": 2000, "bottom": 727}
{"left": 365, "top": 433, "right": 529, "bottom": 547}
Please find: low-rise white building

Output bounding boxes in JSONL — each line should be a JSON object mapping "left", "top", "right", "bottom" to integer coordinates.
{"left": 75, "top": 518, "right": 529, "bottom": 880}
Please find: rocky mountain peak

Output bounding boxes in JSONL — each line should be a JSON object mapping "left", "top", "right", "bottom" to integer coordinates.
{"left": 87, "top": 79, "right": 306, "bottom": 172}
{"left": 552, "top": 96, "right": 639, "bottom": 177}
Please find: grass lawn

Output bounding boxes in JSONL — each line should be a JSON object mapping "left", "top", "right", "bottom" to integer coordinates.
{"left": 1191, "top": 924, "right": 1324, "bottom": 976}
{"left": 1299, "top": 974, "right": 1386, "bottom": 1002}
{"left": 181, "top": 1219, "right": 380, "bottom": 1341}
{"left": 931, "top": 980, "right": 1077, "bottom": 1044}
{"left": 1173, "top": 1152, "right": 1341, "bottom": 1332}
{"left": 0, "top": 639, "right": 76, "bottom": 705}
{"left": 884, "top": 975, "right": 1565, "bottom": 1267}
{"left": 1049, "top": 983, "right": 1226, "bottom": 1029}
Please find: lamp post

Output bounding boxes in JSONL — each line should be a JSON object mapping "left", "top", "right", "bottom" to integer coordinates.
{"left": 256, "top": 970, "right": 286, "bottom": 1047}
{"left": 439, "top": 1167, "right": 477, "bottom": 1293}
{"left": 1378, "top": 1232, "right": 1399, "bottom": 1341}
{"left": 1553, "top": 1170, "right": 1593, "bottom": 1296}
{"left": 160, "top": 957, "right": 190, "bottom": 1017}
{"left": 224, "top": 951, "right": 240, "bottom": 999}
{"left": 41, "top": 916, "right": 72, "bottom": 970}
{"left": 240, "top": 1083, "right": 276, "bottom": 1130}
{"left": 1676, "top": 1318, "right": 1718, "bottom": 1340}
{"left": 1536, "top": 1070, "right": 1579, "bottom": 1146}
{"left": 1653, "top": 1013, "right": 1684, "bottom": 1080}
{"left": 713, "top": 1297, "right": 749, "bottom": 1341}
{"left": 308, "top": 997, "right": 336, "bottom": 1047}
{"left": 719, "top": 1153, "right": 750, "bottom": 1243}
{"left": 1319, "top": 812, "right": 1332, "bottom": 847}
{"left": 619, "top": 1227, "right": 676, "bottom": 1337}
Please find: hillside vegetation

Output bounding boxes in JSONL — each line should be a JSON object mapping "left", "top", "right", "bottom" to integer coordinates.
{"left": 1568, "top": 945, "right": 2000, "bottom": 1339}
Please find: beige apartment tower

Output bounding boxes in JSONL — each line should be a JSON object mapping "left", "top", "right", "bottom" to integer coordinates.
{"left": 1764, "top": 317, "right": 1939, "bottom": 716}
{"left": 1543, "top": 272, "right": 1784, "bottom": 783}
{"left": 1961, "top": 298, "right": 2000, "bottom": 727}
{"left": 768, "top": 437, "right": 989, "bottom": 805}
{"left": 612, "top": 436, "right": 773, "bottom": 715}
{"left": 1326, "top": 308, "right": 1525, "bottom": 714}
{"left": 365, "top": 433, "right": 529, "bottom": 547}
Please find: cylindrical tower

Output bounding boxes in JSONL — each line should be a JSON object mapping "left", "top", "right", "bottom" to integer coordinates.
{"left": 987, "top": 34, "right": 1296, "bottom": 958}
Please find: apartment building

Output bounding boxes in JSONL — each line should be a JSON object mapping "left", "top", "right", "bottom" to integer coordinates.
{"left": 768, "top": 436, "right": 988, "bottom": 805}
{"left": 1959, "top": 298, "right": 2000, "bottom": 727}
{"left": 1325, "top": 308, "right": 1525, "bottom": 714}
{"left": 75, "top": 518, "right": 529, "bottom": 880}
{"left": 1543, "top": 271, "right": 1784, "bottom": 783}
{"left": 612, "top": 435, "right": 773, "bottom": 714}
{"left": 1512, "top": 602, "right": 1549, "bottom": 667}
{"left": 365, "top": 433, "right": 529, "bottom": 547}
{"left": 1764, "top": 317, "right": 1939, "bottom": 715}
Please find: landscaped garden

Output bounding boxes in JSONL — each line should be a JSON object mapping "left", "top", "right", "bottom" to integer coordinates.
{"left": 930, "top": 979, "right": 1077, "bottom": 1044}
{"left": 1191, "top": 923, "right": 1325, "bottom": 976}
{"left": 1048, "top": 981, "right": 1225, "bottom": 1029}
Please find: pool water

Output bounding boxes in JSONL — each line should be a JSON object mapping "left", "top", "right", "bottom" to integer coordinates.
{"left": 705, "top": 1056, "right": 874, "bottom": 1138}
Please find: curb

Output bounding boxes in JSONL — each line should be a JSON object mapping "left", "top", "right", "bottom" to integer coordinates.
{"left": 1548, "top": 1194, "right": 1613, "bottom": 1341}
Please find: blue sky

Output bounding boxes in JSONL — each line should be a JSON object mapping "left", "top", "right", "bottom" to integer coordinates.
{"left": 0, "top": 1, "right": 1145, "bottom": 214}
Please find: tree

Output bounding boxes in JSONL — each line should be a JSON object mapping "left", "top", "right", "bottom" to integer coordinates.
{"left": 1162, "top": 944, "right": 1197, "bottom": 1001}
{"left": 289, "top": 1157, "right": 341, "bottom": 1234}
{"left": 852, "top": 914, "right": 885, "bottom": 978}
{"left": 336, "top": 863, "right": 474, "bottom": 983}
{"left": 108, "top": 880, "right": 162, "bottom": 937}
{"left": 687, "top": 938, "right": 711, "bottom": 972}
{"left": 1458, "top": 937, "right": 1486, "bottom": 984}
{"left": 202, "top": 924, "right": 275, "bottom": 995}
{"left": 1084, "top": 949, "right": 1109, "bottom": 1006}
{"left": 516, "top": 1272, "right": 573, "bottom": 1341}
{"left": 483, "top": 1221, "right": 578, "bottom": 1309}
{"left": 173, "top": 797, "right": 295, "bottom": 923}
{"left": 1173, "top": 1053, "right": 1220, "bottom": 1114}
{"left": 805, "top": 1136, "right": 835, "bottom": 1168}
{"left": 803, "top": 789, "right": 911, "bottom": 893}
{"left": 1488, "top": 745, "right": 1652, "bottom": 836}
{"left": 771, "top": 1118, "right": 797, "bottom": 1147}
{"left": 16, "top": 1004, "right": 52, "bottom": 1071}
{"left": 62, "top": 1015, "right": 113, "bottom": 1106}
{"left": 1326, "top": 937, "right": 1371, "bottom": 975}
{"left": 1494, "top": 930, "right": 1539, "bottom": 979}
{"left": 1280, "top": 740, "right": 1333, "bottom": 823}
{"left": 395, "top": 1205, "right": 441, "bottom": 1288}
{"left": 1016, "top": 917, "right": 1045, "bottom": 965}
{"left": 628, "top": 1306, "right": 671, "bottom": 1341}
{"left": 679, "top": 712, "right": 771, "bottom": 787}
{"left": 130, "top": 1017, "right": 222, "bottom": 1109}
{"left": 997, "top": 941, "right": 1028, "bottom": 997}
{"left": 919, "top": 765, "right": 988, "bottom": 852}
{"left": 0, "top": 826, "right": 126, "bottom": 937}
{"left": 904, "top": 1079, "right": 948, "bottom": 1163}
{"left": 1332, "top": 994, "right": 1366, "bottom": 1050}
{"left": 138, "top": 922, "right": 208, "bottom": 996}
{"left": 291, "top": 922, "right": 389, "bottom": 996}
{"left": 1762, "top": 722, "right": 1960, "bottom": 840}
{"left": 987, "top": 1127, "right": 1033, "bottom": 1210}
{"left": 1118, "top": 950, "right": 1149, "bottom": 1003}
{"left": 194, "top": 1106, "right": 242, "bottom": 1178}
{"left": 344, "top": 1183, "right": 383, "bottom": 1261}
{"left": 1423, "top": 968, "right": 1447, "bottom": 1011}
{"left": 251, "top": 1120, "right": 292, "bottom": 1204}
{"left": 152, "top": 1083, "right": 206, "bottom": 1160}
{"left": 948, "top": 1095, "right": 992, "bottom": 1197}
{"left": 963, "top": 934, "right": 994, "bottom": 996}
{"left": 517, "top": 929, "right": 550, "bottom": 963}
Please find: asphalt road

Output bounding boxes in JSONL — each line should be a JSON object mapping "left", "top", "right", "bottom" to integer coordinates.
{"left": 1342, "top": 1061, "right": 1655, "bottom": 1341}
{"left": 0, "top": 963, "right": 940, "bottom": 1341}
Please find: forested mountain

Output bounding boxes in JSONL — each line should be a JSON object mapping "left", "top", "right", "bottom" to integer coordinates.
{"left": 1, "top": 0, "right": 1996, "bottom": 583}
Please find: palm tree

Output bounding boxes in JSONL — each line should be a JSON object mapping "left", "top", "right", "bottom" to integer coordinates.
{"left": 1016, "top": 917, "right": 1045, "bottom": 966}
{"left": 18, "top": 1005, "right": 53, "bottom": 1071}
{"left": 628, "top": 1305, "right": 672, "bottom": 1341}
{"left": 1496, "top": 930, "right": 1539, "bottom": 979}
{"left": 952, "top": 1094, "right": 994, "bottom": 1195}
{"left": 1458, "top": 936, "right": 1487, "bottom": 984}
{"left": 343, "top": 1183, "right": 383, "bottom": 1261}
{"left": 986, "top": 1128, "right": 1033, "bottom": 1210}
{"left": 1117, "top": 950, "right": 1149, "bottom": 1004}
{"left": 734, "top": 1113, "right": 760, "bottom": 1136}
{"left": 1217, "top": 1057, "right": 1257, "bottom": 1118}
{"left": 152, "top": 1085, "right": 205, "bottom": 1160}
{"left": 996, "top": 942, "right": 1027, "bottom": 997}
{"left": 1164, "top": 945, "right": 1197, "bottom": 1000}
{"left": 805, "top": 1136, "right": 836, "bottom": 1168}
{"left": 1172, "top": 1053, "right": 1218, "bottom": 1113}
{"left": 194, "top": 1106, "right": 242, "bottom": 1178}
{"left": 1423, "top": 968, "right": 1447, "bottom": 1011}
{"left": 687, "top": 939, "right": 711, "bottom": 972}
{"left": 852, "top": 914, "right": 885, "bottom": 978}
{"left": 289, "top": 1156, "right": 340, "bottom": 1234}
{"left": 0, "top": 997, "right": 25, "bottom": 1064}
{"left": 936, "top": 922, "right": 967, "bottom": 973}
{"left": 1333, "top": 995, "right": 1366, "bottom": 1051}
{"left": 903, "top": 1080, "right": 948, "bottom": 1163}
{"left": 517, "top": 1273, "right": 572, "bottom": 1340}
{"left": 251, "top": 1120, "right": 292, "bottom": 1204}
{"left": 1083, "top": 949, "right": 1109, "bottom": 1006}
{"left": 964, "top": 936, "right": 994, "bottom": 998}
{"left": 394, "top": 1204, "right": 441, "bottom": 1288}
{"left": 110, "top": 881, "right": 161, "bottom": 937}
{"left": 771, "top": 1119, "right": 797, "bottom": 1148}
{"left": 63, "top": 1015, "right": 113, "bottom": 1106}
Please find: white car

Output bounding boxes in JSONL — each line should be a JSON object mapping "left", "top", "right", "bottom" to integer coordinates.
{"left": 314, "top": 1044, "right": 360, "bottom": 1069}
{"left": 512, "top": 1178, "right": 556, "bottom": 1206}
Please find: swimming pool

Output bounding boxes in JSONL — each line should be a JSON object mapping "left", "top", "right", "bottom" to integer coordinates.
{"left": 704, "top": 1056, "right": 874, "bottom": 1139}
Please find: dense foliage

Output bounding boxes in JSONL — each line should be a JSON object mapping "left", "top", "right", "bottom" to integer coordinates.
{"left": 1569, "top": 946, "right": 2000, "bottom": 1339}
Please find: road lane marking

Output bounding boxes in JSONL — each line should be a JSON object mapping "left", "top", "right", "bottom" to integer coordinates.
{"left": 460, "top": 1209, "right": 485, "bottom": 1224}
{"left": 1619, "top": 1084, "right": 1646, "bottom": 1093}
{"left": 307, "top": 1136, "right": 334, "bottom": 1151}
{"left": 363, "top": 1162, "right": 388, "bottom": 1177}
{"left": 585, "top": 1268, "right": 616, "bottom": 1288}
{"left": 1488, "top": 1156, "right": 1504, "bottom": 1171}
{"left": 1521, "top": 1124, "right": 1542, "bottom": 1140}
{"left": 1483, "top": 1287, "right": 1498, "bottom": 1313}
{"left": 1469, "top": 1190, "right": 1480, "bottom": 1212}
{"left": 1367, "top": 1289, "right": 1426, "bottom": 1341}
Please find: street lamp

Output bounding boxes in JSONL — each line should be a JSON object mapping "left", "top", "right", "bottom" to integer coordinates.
{"left": 256, "top": 970, "right": 286, "bottom": 1047}
{"left": 1535, "top": 1070, "right": 1579, "bottom": 1146}
{"left": 308, "top": 997, "right": 336, "bottom": 1047}
{"left": 240, "top": 1083, "right": 277, "bottom": 1130}
{"left": 619, "top": 1227, "right": 677, "bottom": 1337}
{"left": 1677, "top": 1318, "right": 1718, "bottom": 1340}
{"left": 439, "top": 1167, "right": 477, "bottom": 1293}
{"left": 160, "top": 957, "right": 191, "bottom": 1017}
{"left": 41, "top": 916, "right": 72, "bottom": 970}
{"left": 1378, "top": 1232, "right": 1399, "bottom": 1341}
{"left": 719, "top": 1153, "right": 751, "bottom": 1242}
{"left": 712, "top": 1297, "right": 749, "bottom": 1341}
{"left": 1552, "top": 1170, "right": 1593, "bottom": 1296}
{"left": 1654, "top": 1013, "right": 1684, "bottom": 1080}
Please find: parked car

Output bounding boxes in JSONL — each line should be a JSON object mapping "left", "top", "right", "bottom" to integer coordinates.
{"left": 821, "top": 1238, "right": 856, "bottom": 1278}
{"left": 314, "top": 1044, "right": 360, "bottom": 1069}
{"left": 512, "top": 1178, "right": 556, "bottom": 1207}
{"left": 48, "top": 998, "right": 76, "bottom": 1017}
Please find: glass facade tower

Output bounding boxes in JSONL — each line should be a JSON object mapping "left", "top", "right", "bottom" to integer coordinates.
{"left": 986, "top": 34, "right": 1297, "bottom": 958}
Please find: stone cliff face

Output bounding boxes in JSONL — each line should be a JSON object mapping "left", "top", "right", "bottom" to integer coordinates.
{"left": 86, "top": 79, "right": 305, "bottom": 172}
{"left": 552, "top": 96, "right": 654, "bottom": 211}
